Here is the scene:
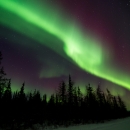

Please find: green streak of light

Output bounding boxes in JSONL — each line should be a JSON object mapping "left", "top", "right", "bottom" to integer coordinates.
{"left": 0, "top": 0, "right": 130, "bottom": 90}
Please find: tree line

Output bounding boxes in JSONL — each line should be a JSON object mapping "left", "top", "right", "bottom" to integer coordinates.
{"left": 0, "top": 51, "right": 128, "bottom": 129}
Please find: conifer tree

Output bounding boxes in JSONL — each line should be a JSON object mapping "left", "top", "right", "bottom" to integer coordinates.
{"left": 96, "top": 85, "right": 103, "bottom": 104}
{"left": 19, "top": 82, "right": 26, "bottom": 103}
{"left": 3, "top": 79, "right": 12, "bottom": 101}
{"left": 117, "top": 95, "right": 127, "bottom": 116}
{"left": 58, "top": 81, "right": 66, "bottom": 104}
{"left": 42, "top": 94, "right": 47, "bottom": 104}
{"left": 0, "top": 52, "right": 10, "bottom": 125}
{"left": 86, "top": 84, "right": 94, "bottom": 107}
{"left": 106, "top": 89, "right": 114, "bottom": 118}
{"left": 77, "top": 86, "right": 82, "bottom": 106}
{"left": 0, "top": 52, "right": 7, "bottom": 100}
{"left": 67, "top": 75, "right": 74, "bottom": 104}
{"left": 73, "top": 87, "right": 78, "bottom": 106}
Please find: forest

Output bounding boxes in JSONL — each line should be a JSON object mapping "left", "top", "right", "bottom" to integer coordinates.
{"left": 0, "top": 51, "right": 129, "bottom": 130}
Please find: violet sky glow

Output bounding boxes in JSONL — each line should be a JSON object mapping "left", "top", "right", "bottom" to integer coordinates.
{"left": 0, "top": 0, "right": 130, "bottom": 109}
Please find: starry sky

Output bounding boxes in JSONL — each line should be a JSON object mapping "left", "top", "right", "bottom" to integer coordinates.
{"left": 0, "top": 0, "right": 130, "bottom": 109}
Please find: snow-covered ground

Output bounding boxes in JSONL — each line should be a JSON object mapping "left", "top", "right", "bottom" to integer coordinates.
{"left": 24, "top": 117, "right": 130, "bottom": 130}
{"left": 55, "top": 117, "right": 130, "bottom": 130}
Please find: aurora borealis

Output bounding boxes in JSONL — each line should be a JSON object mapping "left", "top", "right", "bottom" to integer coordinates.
{"left": 0, "top": 0, "right": 130, "bottom": 109}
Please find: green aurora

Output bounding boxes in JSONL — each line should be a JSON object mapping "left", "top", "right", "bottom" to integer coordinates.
{"left": 0, "top": 0, "right": 130, "bottom": 90}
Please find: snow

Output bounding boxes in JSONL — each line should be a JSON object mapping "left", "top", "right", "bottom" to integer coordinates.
{"left": 55, "top": 117, "right": 130, "bottom": 130}
{"left": 1, "top": 117, "right": 130, "bottom": 130}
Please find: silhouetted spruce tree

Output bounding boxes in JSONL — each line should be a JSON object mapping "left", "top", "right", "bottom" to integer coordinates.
{"left": 42, "top": 94, "right": 47, "bottom": 104}
{"left": 42, "top": 94, "right": 47, "bottom": 111}
{"left": 56, "top": 80, "right": 68, "bottom": 124}
{"left": 32, "top": 89, "right": 37, "bottom": 123}
{"left": 19, "top": 82, "right": 26, "bottom": 102}
{"left": 28, "top": 92, "right": 33, "bottom": 102}
{"left": 77, "top": 86, "right": 83, "bottom": 122}
{"left": 96, "top": 85, "right": 105, "bottom": 120}
{"left": 58, "top": 81, "right": 66, "bottom": 104}
{"left": 12, "top": 90, "right": 19, "bottom": 122}
{"left": 112, "top": 96, "right": 119, "bottom": 118}
{"left": 3, "top": 79, "right": 12, "bottom": 102}
{"left": 2, "top": 79, "right": 12, "bottom": 124}
{"left": 0, "top": 52, "right": 7, "bottom": 100}
{"left": 55, "top": 93, "right": 59, "bottom": 104}
{"left": 33, "top": 90, "right": 41, "bottom": 104}
{"left": 18, "top": 82, "right": 27, "bottom": 124}
{"left": 105, "top": 89, "right": 113, "bottom": 119}
{"left": 41, "top": 94, "right": 47, "bottom": 122}
{"left": 4, "top": 79, "right": 11, "bottom": 96}
{"left": 117, "top": 95, "right": 127, "bottom": 117}
{"left": 67, "top": 75, "right": 74, "bottom": 121}
{"left": 85, "top": 83, "right": 95, "bottom": 121}
{"left": 101, "top": 92, "right": 107, "bottom": 119}
{"left": 73, "top": 87, "right": 78, "bottom": 106}
{"left": 77, "top": 86, "right": 82, "bottom": 106}
{"left": 0, "top": 52, "right": 10, "bottom": 126}
{"left": 67, "top": 75, "right": 74, "bottom": 104}
{"left": 47, "top": 94, "right": 55, "bottom": 124}
{"left": 73, "top": 87, "right": 78, "bottom": 121}
{"left": 26, "top": 92, "right": 33, "bottom": 126}
{"left": 32, "top": 89, "right": 42, "bottom": 124}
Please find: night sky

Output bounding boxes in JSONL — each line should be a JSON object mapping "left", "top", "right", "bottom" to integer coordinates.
{"left": 0, "top": 0, "right": 130, "bottom": 109}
